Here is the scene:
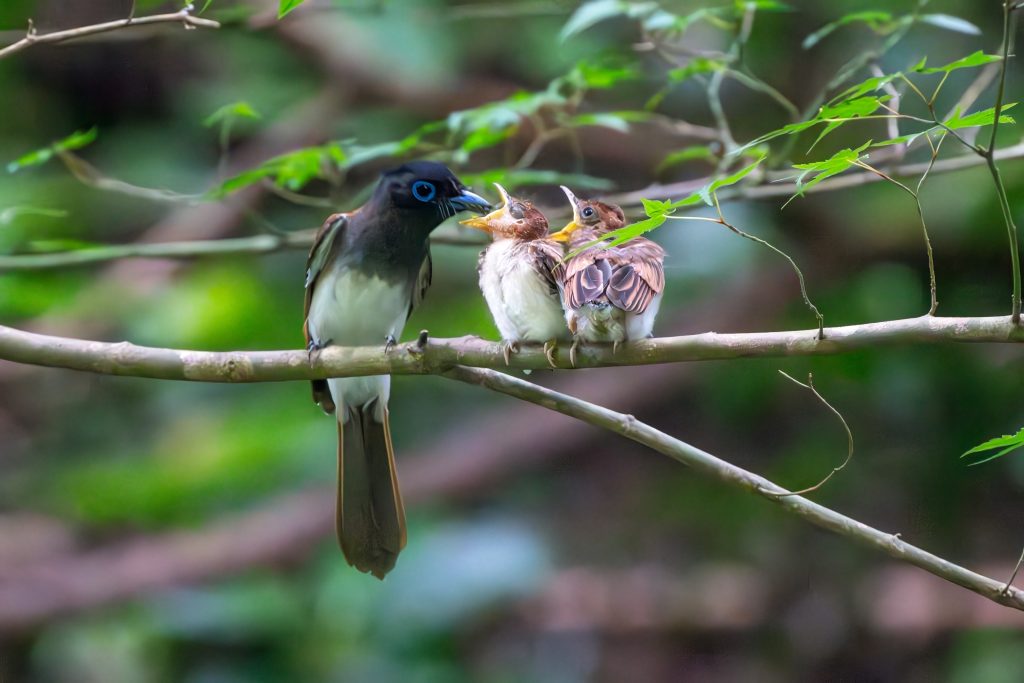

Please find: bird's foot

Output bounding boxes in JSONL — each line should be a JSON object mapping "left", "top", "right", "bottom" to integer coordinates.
{"left": 307, "top": 338, "right": 332, "bottom": 366}
{"left": 502, "top": 340, "right": 520, "bottom": 366}
{"left": 613, "top": 340, "right": 621, "bottom": 355}
{"left": 569, "top": 338, "right": 582, "bottom": 368}
{"left": 543, "top": 340, "right": 558, "bottom": 368}
{"left": 408, "top": 330, "right": 429, "bottom": 357}
{"left": 384, "top": 334, "right": 397, "bottom": 354}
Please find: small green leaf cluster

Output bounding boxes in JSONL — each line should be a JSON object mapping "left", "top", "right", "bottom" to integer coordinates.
{"left": 7, "top": 128, "right": 97, "bottom": 174}
{"left": 963, "top": 428, "right": 1024, "bottom": 466}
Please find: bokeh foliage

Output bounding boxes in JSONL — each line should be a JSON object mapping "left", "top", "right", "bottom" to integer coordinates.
{"left": 3, "top": 1, "right": 1024, "bottom": 681}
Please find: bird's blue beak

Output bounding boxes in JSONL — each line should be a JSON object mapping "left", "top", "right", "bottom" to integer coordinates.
{"left": 450, "top": 189, "right": 491, "bottom": 214}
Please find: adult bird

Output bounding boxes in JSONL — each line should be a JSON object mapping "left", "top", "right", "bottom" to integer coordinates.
{"left": 304, "top": 161, "right": 490, "bottom": 579}
{"left": 460, "top": 183, "right": 568, "bottom": 366}
{"left": 551, "top": 187, "right": 666, "bottom": 364}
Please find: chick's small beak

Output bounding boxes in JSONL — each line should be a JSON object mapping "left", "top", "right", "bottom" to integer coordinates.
{"left": 559, "top": 185, "right": 583, "bottom": 224}
{"left": 460, "top": 183, "right": 511, "bottom": 232}
{"left": 460, "top": 213, "right": 495, "bottom": 232}
{"left": 549, "top": 220, "right": 579, "bottom": 243}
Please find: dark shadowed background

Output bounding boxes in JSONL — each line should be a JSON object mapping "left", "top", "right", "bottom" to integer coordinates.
{"left": 2, "top": 0, "right": 1024, "bottom": 681}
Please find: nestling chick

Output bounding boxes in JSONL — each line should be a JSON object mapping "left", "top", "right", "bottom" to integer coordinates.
{"left": 461, "top": 183, "right": 569, "bottom": 366}
{"left": 551, "top": 186, "right": 666, "bottom": 364}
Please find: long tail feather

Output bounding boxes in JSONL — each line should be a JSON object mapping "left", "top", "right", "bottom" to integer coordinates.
{"left": 336, "top": 399, "right": 407, "bottom": 579}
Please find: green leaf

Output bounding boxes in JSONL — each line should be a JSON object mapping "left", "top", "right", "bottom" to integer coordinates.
{"left": 944, "top": 103, "right": 1017, "bottom": 130}
{"left": 559, "top": 0, "right": 628, "bottom": 40}
{"left": 668, "top": 57, "right": 727, "bottom": 83}
{"left": 656, "top": 145, "right": 716, "bottom": 173}
{"left": 872, "top": 129, "right": 934, "bottom": 148}
{"left": 569, "top": 111, "right": 650, "bottom": 133}
{"left": 580, "top": 213, "right": 668, "bottom": 254}
{"left": 787, "top": 141, "right": 871, "bottom": 203}
{"left": 208, "top": 141, "right": 348, "bottom": 197}
{"left": 961, "top": 427, "right": 1024, "bottom": 466}
{"left": 640, "top": 197, "right": 675, "bottom": 216}
{"left": 646, "top": 57, "right": 727, "bottom": 110}
{"left": 803, "top": 11, "right": 893, "bottom": 50}
{"left": 828, "top": 72, "right": 903, "bottom": 106}
{"left": 0, "top": 206, "right": 68, "bottom": 225}
{"left": 7, "top": 127, "right": 98, "bottom": 173}
{"left": 203, "top": 101, "right": 261, "bottom": 127}
{"left": 918, "top": 13, "right": 981, "bottom": 35}
{"left": 917, "top": 50, "right": 1002, "bottom": 74}
{"left": 736, "top": 94, "right": 887, "bottom": 154}
{"left": 565, "top": 59, "right": 639, "bottom": 89}
{"left": 735, "top": 0, "right": 792, "bottom": 12}
{"left": 698, "top": 153, "right": 766, "bottom": 205}
{"left": 278, "top": 0, "right": 306, "bottom": 18}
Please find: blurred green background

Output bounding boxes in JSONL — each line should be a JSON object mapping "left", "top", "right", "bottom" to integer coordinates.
{"left": 3, "top": 0, "right": 1024, "bottom": 681}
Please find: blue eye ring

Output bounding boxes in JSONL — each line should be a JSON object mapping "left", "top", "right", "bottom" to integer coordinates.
{"left": 411, "top": 180, "right": 437, "bottom": 202}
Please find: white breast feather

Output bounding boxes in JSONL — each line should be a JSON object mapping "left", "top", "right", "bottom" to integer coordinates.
{"left": 479, "top": 241, "right": 568, "bottom": 343}
{"left": 307, "top": 267, "right": 410, "bottom": 412}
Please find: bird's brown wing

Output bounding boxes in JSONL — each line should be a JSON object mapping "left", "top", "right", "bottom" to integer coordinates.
{"left": 407, "top": 251, "right": 432, "bottom": 319}
{"left": 303, "top": 212, "right": 349, "bottom": 414}
{"left": 529, "top": 239, "right": 565, "bottom": 296}
{"left": 561, "top": 247, "right": 613, "bottom": 310}
{"left": 605, "top": 238, "right": 666, "bottom": 314}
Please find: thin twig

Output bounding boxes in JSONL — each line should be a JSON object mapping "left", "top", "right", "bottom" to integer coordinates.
{"left": 712, "top": 195, "right": 824, "bottom": 338}
{"left": 1004, "top": 545, "right": 1024, "bottom": 593}
{"left": 853, "top": 158, "right": 939, "bottom": 315}
{"left": 769, "top": 372, "right": 854, "bottom": 497}
{"left": 0, "top": 6, "right": 220, "bottom": 60}
{"left": 58, "top": 151, "right": 202, "bottom": 205}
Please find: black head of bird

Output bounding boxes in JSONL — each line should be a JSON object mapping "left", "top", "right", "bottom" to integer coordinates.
{"left": 550, "top": 185, "right": 626, "bottom": 245}
{"left": 459, "top": 183, "right": 549, "bottom": 240}
{"left": 369, "top": 160, "right": 492, "bottom": 233}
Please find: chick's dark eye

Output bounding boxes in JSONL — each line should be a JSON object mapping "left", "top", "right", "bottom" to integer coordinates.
{"left": 582, "top": 207, "right": 595, "bottom": 218}
{"left": 509, "top": 203, "right": 525, "bottom": 219}
{"left": 411, "top": 180, "right": 437, "bottom": 202}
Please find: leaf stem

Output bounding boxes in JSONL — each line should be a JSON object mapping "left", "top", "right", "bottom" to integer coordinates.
{"left": 711, "top": 195, "right": 825, "bottom": 338}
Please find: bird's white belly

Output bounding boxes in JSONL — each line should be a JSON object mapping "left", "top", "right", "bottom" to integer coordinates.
{"left": 480, "top": 242, "right": 567, "bottom": 342}
{"left": 308, "top": 267, "right": 409, "bottom": 412}
{"left": 626, "top": 291, "right": 663, "bottom": 339}
{"left": 572, "top": 303, "right": 627, "bottom": 343}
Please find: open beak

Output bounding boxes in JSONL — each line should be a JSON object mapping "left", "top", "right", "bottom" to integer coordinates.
{"left": 459, "top": 183, "right": 511, "bottom": 233}
{"left": 549, "top": 185, "right": 583, "bottom": 243}
{"left": 450, "top": 188, "right": 492, "bottom": 215}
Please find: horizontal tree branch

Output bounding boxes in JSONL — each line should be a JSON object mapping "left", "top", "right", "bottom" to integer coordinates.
{"left": 0, "top": 6, "right": 221, "bottom": 60}
{"left": 441, "top": 365, "right": 1024, "bottom": 611}
{"left": 0, "top": 7, "right": 220, "bottom": 60}
{"left": 2, "top": 315, "right": 1023, "bottom": 381}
